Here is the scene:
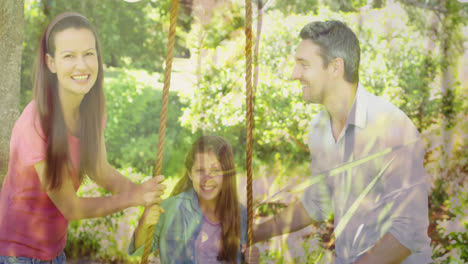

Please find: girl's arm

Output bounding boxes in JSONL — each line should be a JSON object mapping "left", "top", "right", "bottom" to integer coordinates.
{"left": 34, "top": 161, "right": 165, "bottom": 221}
{"left": 134, "top": 205, "right": 164, "bottom": 249}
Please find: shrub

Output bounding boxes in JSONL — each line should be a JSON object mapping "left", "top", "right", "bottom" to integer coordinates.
{"left": 104, "top": 68, "right": 194, "bottom": 178}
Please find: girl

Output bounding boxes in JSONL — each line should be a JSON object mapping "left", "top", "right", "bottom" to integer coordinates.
{"left": 130, "top": 135, "right": 259, "bottom": 263}
{"left": 0, "top": 12, "right": 165, "bottom": 263}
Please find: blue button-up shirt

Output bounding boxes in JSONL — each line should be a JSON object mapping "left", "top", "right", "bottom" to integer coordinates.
{"left": 129, "top": 188, "right": 248, "bottom": 264}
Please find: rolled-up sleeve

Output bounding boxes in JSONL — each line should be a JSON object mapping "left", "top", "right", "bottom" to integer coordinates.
{"left": 382, "top": 137, "right": 430, "bottom": 253}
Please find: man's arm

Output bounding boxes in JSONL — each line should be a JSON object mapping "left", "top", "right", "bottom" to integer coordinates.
{"left": 356, "top": 123, "right": 429, "bottom": 263}
{"left": 354, "top": 232, "right": 410, "bottom": 264}
{"left": 253, "top": 199, "right": 317, "bottom": 243}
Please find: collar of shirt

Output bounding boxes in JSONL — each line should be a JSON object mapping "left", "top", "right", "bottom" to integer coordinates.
{"left": 180, "top": 186, "right": 204, "bottom": 215}
{"left": 310, "top": 83, "right": 369, "bottom": 145}
{"left": 346, "top": 83, "right": 368, "bottom": 129}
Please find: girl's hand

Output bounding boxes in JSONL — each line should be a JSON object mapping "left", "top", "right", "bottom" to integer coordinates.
{"left": 133, "top": 175, "right": 166, "bottom": 207}
{"left": 241, "top": 244, "right": 260, "bottom": 264}
{"left": 142, "top": 204, "right": 165, "bottom": 228}
{"left": 134, "top": 203, "right": 165, "bottom": 249}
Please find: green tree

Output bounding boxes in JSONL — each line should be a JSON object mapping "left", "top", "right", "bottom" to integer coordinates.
{"left": 104, "top": 69, "right": 193, "bottom": 177}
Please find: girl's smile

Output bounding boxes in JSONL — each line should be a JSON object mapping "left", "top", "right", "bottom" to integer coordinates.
{"left": 189, "top": 151, "right": 224, "bottom": 207}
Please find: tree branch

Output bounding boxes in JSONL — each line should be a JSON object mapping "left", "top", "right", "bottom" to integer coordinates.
{"left": 399, "top": 0, "right": 446, "bottom": 13}
{"left": 289, "top": 135, "right": 310, "bottom": 153}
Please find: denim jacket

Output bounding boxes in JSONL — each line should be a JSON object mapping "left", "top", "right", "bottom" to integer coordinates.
{"left": 128, "top": 188, "right": 248, "bottom": 264}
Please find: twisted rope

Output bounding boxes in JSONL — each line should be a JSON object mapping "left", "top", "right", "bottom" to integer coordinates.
{"left": 140, "top": 0, "right": 179, "bottom": 263}
{"left": 245, "top": 0, "right": 254, "bottom": 249}
{"left": 253, "top": 0, "right": 263, "bottom": 97}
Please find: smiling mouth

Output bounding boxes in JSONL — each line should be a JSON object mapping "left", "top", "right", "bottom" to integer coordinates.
{"left": 200, "top": 185, "right": 216, "bottom": 192}
{"left": 71, "top": 74, "right": 90, "bottom": 81}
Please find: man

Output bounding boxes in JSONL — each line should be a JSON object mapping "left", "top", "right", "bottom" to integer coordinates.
{"left": 253, "top": 20, "right": 432, "bottom": 264}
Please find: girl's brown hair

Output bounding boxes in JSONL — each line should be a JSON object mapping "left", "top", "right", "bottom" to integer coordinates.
{"left": 172, "top": 135, "right": 241, "bottom": 263}
{"left": 34, "top": 13, "right": 105, "bottom": 190}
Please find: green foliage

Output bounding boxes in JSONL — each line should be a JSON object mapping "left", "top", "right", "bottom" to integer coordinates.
{"left": 358, "top": 4, "right": 442, "bottom": 132}
{"left": 270, "top": 0, "right": 320, "bottom": 15}
{"left": 21, "top": 1, "right": 49, "bottom": 109}
{"left": 104, "top": 68, "right": 193, "bottom": 177}
{"left": 181, "top": 10, "right": 328, "bottom": 167}
{"left": 256, "top": 202, "right": 287, "bottom": 217}
{"left": 201, "top": 3, "right": 244, "bottom": 49}
{"left": 258, "top": 234, "right": 334, "bottom": 263}
{"left": 432, "top": 185, "right": 468, "bottom": 263}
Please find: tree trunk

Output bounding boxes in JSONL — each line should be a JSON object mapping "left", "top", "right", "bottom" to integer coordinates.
{"left": 0, "top": 0, "right": 23, "bottom": 184}
{"left": 439, "top": 0, "right": 463, "bottom": 182}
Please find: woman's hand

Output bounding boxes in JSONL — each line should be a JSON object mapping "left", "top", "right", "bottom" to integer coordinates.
{"left": 132, "top": 175, "right": 166, "bottom": 207}
{"left": 242, "top": 244, "right": 260, "bottom": 264}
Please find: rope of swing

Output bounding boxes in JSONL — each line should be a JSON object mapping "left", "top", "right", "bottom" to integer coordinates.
{"left": 141, "top": 0, "right": 260, "bottom": 261}
{"left": 245, "top": 0, "right": 254, "bottom": 250}
{"left": 140, "top": 0, "right": 179, "bottom": 262}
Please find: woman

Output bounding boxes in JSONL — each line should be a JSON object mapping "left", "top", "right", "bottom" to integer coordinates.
{"left": 130, "top": 135, "right": 259, "bottom": 263}
{"left": 0, "top": 12, "right": 165, "bottom": 263}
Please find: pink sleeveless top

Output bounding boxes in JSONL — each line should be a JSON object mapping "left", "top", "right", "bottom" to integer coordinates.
{"left": 0, "top": 101, "right": 81, "bottom": 260}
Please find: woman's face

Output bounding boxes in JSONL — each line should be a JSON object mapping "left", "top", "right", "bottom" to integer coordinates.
{"left": 46, "top": 28, "right": 98, "bottom": 97}
{"left": 189, "top": 151, "right": 224, "bottom": 207}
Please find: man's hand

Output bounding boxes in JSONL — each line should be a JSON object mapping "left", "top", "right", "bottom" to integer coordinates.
{"left": 353, "top": 232, "right": 410, "bottom": 264}
{"left": 242, "top": 244, "right": 260, "bottom": 264}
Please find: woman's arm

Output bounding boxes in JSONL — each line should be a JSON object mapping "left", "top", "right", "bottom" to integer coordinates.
{"left": 89, "top": 133, "right": 143, "bottom": 195}
{"left": 95, "top": 161, "right": 140, "bottom": 194}
{"left": 34, "top": 161, "right": 165, "bottom": 221}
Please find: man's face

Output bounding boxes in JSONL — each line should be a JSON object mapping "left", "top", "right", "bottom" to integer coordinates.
{"left": 291, "top": 40, "right": 330, "bottom": 104}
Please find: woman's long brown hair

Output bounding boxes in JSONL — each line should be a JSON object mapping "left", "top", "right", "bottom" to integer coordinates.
{"left": 33, "top": 13, "right": 105, "bottom": 190}
{"left": 172, "top": 135, "right": 241, "bottom": 263}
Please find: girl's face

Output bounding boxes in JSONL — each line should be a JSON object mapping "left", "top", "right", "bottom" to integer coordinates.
{"left": 189, "top": 151, "right": 224, "bottom": 207}
{"left": 46, "top": 28, "right": 98, "bottom": 98}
